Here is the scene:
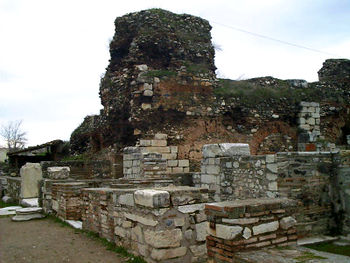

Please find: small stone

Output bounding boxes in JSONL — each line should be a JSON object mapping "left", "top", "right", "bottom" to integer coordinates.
{"left": 134, "top": 189, "right": 170, "bottom": 208}
{"left": 243, "top": 227, "right": 252, "bottom": 239}
{"left": 141, "top": 103, "right": 151, "bottom": 110}
{"left": 144, "top": 229, "right": 182, "bottom": 248}
{"left": 143, "top": 90, "right": 153, "bottom": 96}
{"left": 190, "top": 244, "right": 207, "bottom": 257}
{"left": 280, "top": 216, "right": 297, "bottom": 230}
{"left": 151, "top": 247, "right": 187, "bottom": 260}
{"left": 185, "top": 229, "right": 193, "bottom": 240}
{"left": 253, "top": 221, "right": 279, "bottom": 235}
{"left": 210, "top": 224, "right": 243, "bottom": 240}
{"left": 195, "top": 222, "right": 209, "bottom": 241}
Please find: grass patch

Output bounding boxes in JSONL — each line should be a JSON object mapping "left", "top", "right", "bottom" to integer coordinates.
{"left": 0, "top": 199, "right": 18, "bottom": 208}
{"left": 213, "top": 78, "right": 348, "bottom": 106}
{"left": 144, "top": 70, "right": 177, "bottom": 78}
{"left": 294, "top": 251, "right": 327, "bottom": 263}
{"left": 304, "top": 242, "right": 350, "bottom": 257}
{"left": 48, "top": 215, "right": 146, "bottom": 263}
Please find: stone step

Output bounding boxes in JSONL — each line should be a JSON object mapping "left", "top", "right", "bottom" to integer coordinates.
{"left": 12, "top": 207, "right": 45, "bottom": 222}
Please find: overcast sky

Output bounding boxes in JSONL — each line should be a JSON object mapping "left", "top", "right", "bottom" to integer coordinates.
{"left": 1, "top": 0, "right": 349, "bottom": 147}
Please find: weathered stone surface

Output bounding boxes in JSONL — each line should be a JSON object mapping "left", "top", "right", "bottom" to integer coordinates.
{"left": 222, "top": 218, "right": 259, "bottom": 225}
{"left": 0, "top": 206, "right": 22, "bottom": 216}
{"left": 151, "top": 247, "right": 187, "bottom": 260}
{"left": 12, "top": 213, "right": 45, "bottom": 221}
{"left": 144, "top": 229, "right": 182, "bottom": 248}
{"left": 47, "top": 166, "right": 70, "bottom": 179}
{"left": 124, "top": 212, "right": 158, "bottom": 226}
{"left": 266, "top": 163, "right": 278, "bottom": 173}
{"left": 20, "top": 163, "right": 43, "bottom": 198}
{"left": 243, "top": 227, "right": 252, "bottom": 239}
{"left": 195, "top": 221, "right": 209, "bottom": 241}
{"left": 190, "top": 244, "right": 207, "bottom": 257}
{"left": 203, "top": 143, "right": 250, "bottom": 158}
{"left": 2, "top": 195, "right": 14, "bottom": 204}
{"left": 134, "top": 189, "right": 170, "bottom": 208}
{"left": 253, "top": 221, "right": 279, "bottom": 235}
{"left": 178, "top": 203, "right": 205, "bottom": 214}
{"left": 280, "top": 216, "right": 297, "bottom": 230}
{"left": 20, "top": 198, "right": 39, "bottom": 207}
{"left": 210, "top": 224, "right": 243, "bottom": 240}
{"left": 118, "top": 193, "right": 134, "bottom": 206}
{"left": 131, "top": 225, "right": 143, "bottom": 242}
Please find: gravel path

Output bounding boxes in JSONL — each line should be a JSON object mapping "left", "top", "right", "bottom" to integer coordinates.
{"left": 0, "top": 216, "right": 125, "bottom": 263}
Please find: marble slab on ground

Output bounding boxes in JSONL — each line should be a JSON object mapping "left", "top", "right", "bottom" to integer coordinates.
{"left": 11, "top": 207, "right": 45, "bottom": 221}
{"left": 20, "top": 198, "right": 39, "bottom": 207}
{"left": 12, "top": 213, "right": 45, "bottom": 221}
{"left": 235, "top": 245, "right": 350, "bottom": 263}
{"left": 65, "top": 220, "right": 82, "bottom": 229}
{"left": 0, "top": 206, "right": 22, "bottom": 216}
{"left": 297, "top": 235, "right": 338, "bottom": 246}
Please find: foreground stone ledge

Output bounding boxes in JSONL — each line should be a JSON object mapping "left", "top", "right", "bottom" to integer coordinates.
{"left": 205, "top": 198, "right": 298, "bottom": 262}
{"left": 134, "top": 189, "right": 170, "bottom": 208}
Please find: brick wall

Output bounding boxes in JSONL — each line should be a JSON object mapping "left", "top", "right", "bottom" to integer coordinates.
{"left": 205, "top": 198, "right": 298, "bottom": 263}
{"left": 277, "top": 152, "right": 336, "bottom": 237}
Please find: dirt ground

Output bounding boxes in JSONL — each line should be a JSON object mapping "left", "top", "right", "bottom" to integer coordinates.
{"left": 0, "top": 216, "right": 125, "bottom": 263}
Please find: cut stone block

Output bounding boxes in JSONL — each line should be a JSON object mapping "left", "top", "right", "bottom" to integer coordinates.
{"left": 203, "top": 143, "right": 250, "bottom": 158}
{"left": 151, "top": 247, "right": 187, "bottom": 261}
{"left": 280, "top": 216, "right": 297, "bottom": 230}
{"left": 190, "top": 244, "right": 207, "bottom": 257}
{"left": 154, "top": 133, "right": 167, "bottom": 140}
{"left": 209, "top": 224, "right": 243, "bottom": 240}
{"left": 20, "top": 163, "right": 43, "bottom": 199}
{"left": 47, "top": 166, "right": 70, "bottom": 179}
{"left": 167, "top": 160, "right": 178, "bottom": 167}
{"left": 151, "top": 140, "right": 167, "bottom": 147}
{"left": 139, "top": 139, "right": 151, "bottom": 146}
{"left": 144, "top": 229, "right": 182, "bottom": 248}
{"left": 195, "top": 221, "right": 209, "bottom": 241}
{"left": 253, "top": 221, "right": 279, "bottom": 235}
{"left": 134, "top": 189, "right": 170, "bottom": 208}
{"left": 178, "top": 159, "right": 189, "bottom": 167}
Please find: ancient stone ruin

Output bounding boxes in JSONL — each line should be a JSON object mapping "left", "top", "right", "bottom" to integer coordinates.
{"left": 1, "top": 8, "right": 350, "bottom": 263}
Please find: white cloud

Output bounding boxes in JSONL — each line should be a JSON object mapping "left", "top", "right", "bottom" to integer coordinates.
{"left": 0, "top": 0, "right": 349, "bottom": 146}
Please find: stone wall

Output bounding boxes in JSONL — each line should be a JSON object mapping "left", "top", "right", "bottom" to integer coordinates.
{"left": 205, "top": 198, "right": 298, "bottom": 263}
{"left": 51, "top": 182, "right": 89, "bottom": 220}
{"left": 41, "top": 159, "right": 114, "bottom": 179}
{"left": 196, "top": 144, "right": 349, "bottom": 237}
{"left": 82, "top": 186, "right": 214, "bottom": 263}
{"left": 336, "top": 150, "right": 350, "bottom": 234}
{"left": 123, "top": 134, "right": 190, "bottom": 178}
{"left": 2, "top": 176, "right": 21, "bottom": 202}
{"left": 197, "top": 144, "right": 279, "bottom": 201}
{"left": 276, "top": 152, "right": 336, "bottom": 237}
{"left": 41, "top": 178, "right": 114, "bottom": 214}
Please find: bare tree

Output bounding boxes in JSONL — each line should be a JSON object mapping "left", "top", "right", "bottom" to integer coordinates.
{"left": 0, "top": 120, "right": 27, "bottom": 151}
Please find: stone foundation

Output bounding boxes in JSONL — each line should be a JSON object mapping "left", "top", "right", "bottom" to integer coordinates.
{"left": 205, "top": 198, "right": 298, "bottom": 263}
{"left": 82, "top": 186, "right": 214, "bottom": 263}
{"left": 52, "top": 182, "right": 88, "bottom": 220}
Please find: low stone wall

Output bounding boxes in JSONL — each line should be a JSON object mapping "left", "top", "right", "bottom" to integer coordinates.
{"left": 205, "top": 198, "right": 298, "bottom": 263}
{"left": 3, "top": 176, "right": 21, "bottom": 202}
{"left": 41, "top": 178, "right": 115, "bottom": 214}
{"left": 41, "top": 159, "right": 113, "bottom": 179}
{"left": 336, "top": 150, "right": 350, "bottom": 234}
{"left": 198, "top": 144, "right": 279, "bottom": 201}
{"left": 277, "top": 152, "right": 336, "bottom": 237}
{"left": 82, "top": 186, "right": 214, "bottom": 263}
